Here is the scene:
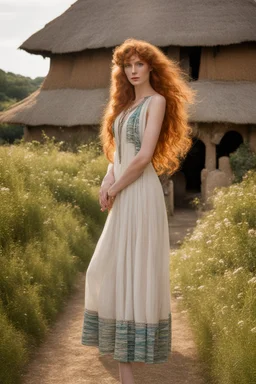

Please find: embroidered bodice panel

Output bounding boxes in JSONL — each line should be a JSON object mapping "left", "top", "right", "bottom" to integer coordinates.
{"left": 112, "top": 96, "right": 152, "bottom": 162}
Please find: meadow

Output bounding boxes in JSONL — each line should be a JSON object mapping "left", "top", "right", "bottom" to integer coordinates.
{"left": 1, "top": 138, "right": 255, "bottom": 384}
{"left": 171, "top": 170, "right": 256, "bottom": 384}
{"left": 0, "top": 140, "right": 108, "bottom": 384}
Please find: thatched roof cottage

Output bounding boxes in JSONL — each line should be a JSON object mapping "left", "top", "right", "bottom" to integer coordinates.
{"left": 1, "top": 0, "right": 256, "bottom": 206}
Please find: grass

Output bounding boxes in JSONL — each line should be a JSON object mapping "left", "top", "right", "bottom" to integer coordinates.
{"left": 0, "top": 140, "right": 108, "bottom": 384}
{"left": 171, "top": 170, "right": 256, "bottom": 384}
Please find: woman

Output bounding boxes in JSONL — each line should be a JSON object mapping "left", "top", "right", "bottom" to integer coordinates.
{"left": 81, "top": 38, "right": 195, "bottom": 384}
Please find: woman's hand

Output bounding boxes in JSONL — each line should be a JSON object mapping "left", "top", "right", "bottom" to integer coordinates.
{"left": 105, "top": 185, "right": 117, "bottom": 212}
{"left": 99, "top": 171, "right": 115, "bottom": 212}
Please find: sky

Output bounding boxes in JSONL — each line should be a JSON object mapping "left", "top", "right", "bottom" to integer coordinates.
{"left": 0, "top": 0, "right": 75, "bottom": 79}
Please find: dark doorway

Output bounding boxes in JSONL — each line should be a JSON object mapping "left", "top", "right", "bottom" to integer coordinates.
{"left": 180, "top": 47, "right": 202, "bottom": 80}
{"left": 181, "top": 138, "right": 205, "bottom": 192}
{"left": 172, "top": 138, "right": 205, "bottom": 207}
{"left": 216, "top": 131, "right": 243, "bottom": 168}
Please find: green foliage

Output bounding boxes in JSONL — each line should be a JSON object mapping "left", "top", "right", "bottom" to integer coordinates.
{"left": 230, "top": 141, "right": 256, "bottom": 183}
{"left": 0, "top": 68, "right": 44, "bottom": 143}
{"left": 0, "top": 69, "right": 44, "bottom": 106}
{"left": 0, "top": 141, "right": 108, "bottom": 383}
{"left": 171, "top": 170, "right": 256, "bottom": 384}
{"left": 0, "top": 123, "right": 23, "bottom": 144}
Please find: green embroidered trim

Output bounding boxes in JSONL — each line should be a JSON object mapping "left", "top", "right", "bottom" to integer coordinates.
{"left": 126, "top": 96, "right": 150, "bottom": 155}
{"left": 81, "top": 309, "right": 172, "bottom": 364}
{"left": 112, "top": 96, "right": 151, "bottom": 152}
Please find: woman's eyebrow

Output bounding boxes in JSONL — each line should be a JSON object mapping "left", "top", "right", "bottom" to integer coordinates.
{"left": 124, "top": 61, "right": 143, "bottom": 64}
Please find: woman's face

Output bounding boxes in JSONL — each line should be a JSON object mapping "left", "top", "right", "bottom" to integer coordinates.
{"left": 123, "top": 54, "right": 152, "bottom": 86}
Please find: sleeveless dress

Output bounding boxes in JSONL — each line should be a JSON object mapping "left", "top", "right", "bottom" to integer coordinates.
{"left": 81, "top": 95, "right": 172, "bottom": 364}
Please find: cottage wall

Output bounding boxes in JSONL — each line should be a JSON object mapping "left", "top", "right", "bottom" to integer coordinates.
{"left": 199, "top": 42, "right": 256, "bottom": 81}
{"left": 42, "top": 48, "right": 112, "bottom": 90}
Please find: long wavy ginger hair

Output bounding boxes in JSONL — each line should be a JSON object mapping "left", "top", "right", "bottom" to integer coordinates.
{"left": 99, "top": 38, "right": 196, "bottom": 176}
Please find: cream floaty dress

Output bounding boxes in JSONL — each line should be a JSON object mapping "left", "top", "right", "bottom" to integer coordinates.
{"left": 81, "top": 95, "right": 172, "bottom": 364}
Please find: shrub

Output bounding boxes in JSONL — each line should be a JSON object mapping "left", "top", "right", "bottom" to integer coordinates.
{"left": 171, "top": 170, "right": 256, "bottom": 384}
{"left": 230, "top": 141, "right": 256, "bottom": 183}
{"left": 0, "top": 141, "right": 109, "bottom": 383}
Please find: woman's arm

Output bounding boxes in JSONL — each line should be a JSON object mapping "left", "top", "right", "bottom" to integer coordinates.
{"left": 107, "top": 95, "right": 166, "bottom": 197}
{"left": 102, "top": 162, "right": 114, "bottom": 183}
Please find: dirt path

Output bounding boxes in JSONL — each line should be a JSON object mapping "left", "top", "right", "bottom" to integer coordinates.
{"left": 21, "top": 208, "right": 204, "bottom": 384}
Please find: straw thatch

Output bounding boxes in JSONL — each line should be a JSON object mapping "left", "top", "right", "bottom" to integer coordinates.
{"left": 1, "top": 81, "right": 255, "bottom": 126}
{"left": 19, "top": 0, "right": 256, "bottom": 55}
{"left": 190, "top": 81, "right": 256, "bottom": 124}
{"left": 0, "top": 88, "right": 109, "bottom": 126}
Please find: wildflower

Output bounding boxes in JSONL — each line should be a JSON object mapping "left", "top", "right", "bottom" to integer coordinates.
{"left": 237, "top": 320, "right": 244, "bottom": 327}
{"left": 0, "top": 187, "right": 10, "bottom": 192}
{"left": 248, "top": 229, "right": 256, "bottom": 237}
{"left": 215, "top": 222, "right": 222, "bottom": 230}
{"left": 181, "top": 253, "right": 190, "bottom": 260}
{"left": 251, "top": 327, "right": 256, "bottom": 333}
{"left": 221, "top": 305, "right": 228, "bottom": 314}
{"left": 223, "top": 218, "right": 231, "bottom": 227}
{"left": 233, "top": 267, "right": 243, "bottom": 275}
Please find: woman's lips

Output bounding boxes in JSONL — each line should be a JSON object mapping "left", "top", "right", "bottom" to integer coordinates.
{"left": 131, "top": 77, "right": 139, "bottom": 80}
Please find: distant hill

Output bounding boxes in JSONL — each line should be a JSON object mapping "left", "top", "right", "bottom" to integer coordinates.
{"left": 0, "top": 69, "right": 44, "bottom": 111}
{"left": 0, "top": 69, "right": 45, "bottom": 143}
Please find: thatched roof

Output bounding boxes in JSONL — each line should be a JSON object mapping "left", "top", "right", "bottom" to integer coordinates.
{"left": 0, "top": 88, "right": 109, "bottom": 126}
{"left": 0, "top": 81, "right": 255, "bottom": 126}
{"left": 19, "top": 0, "right": 256, "bottom": 56}
{"left": 189, "top": 81, "right": 256, "bottom": 124}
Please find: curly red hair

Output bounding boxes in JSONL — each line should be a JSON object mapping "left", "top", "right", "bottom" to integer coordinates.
{"left": 99, "top": 38, "right": 196, "bottom": 176}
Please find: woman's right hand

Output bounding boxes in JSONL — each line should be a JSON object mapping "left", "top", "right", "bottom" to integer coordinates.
{"left": 99, "top": 172, "right": 115, "bottom": 212}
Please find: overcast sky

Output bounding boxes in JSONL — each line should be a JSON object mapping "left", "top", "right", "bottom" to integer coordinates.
{"left": 0, "top": 0, "right": 75, "bottom": 79}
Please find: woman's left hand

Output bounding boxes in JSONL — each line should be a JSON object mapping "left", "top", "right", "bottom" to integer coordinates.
{"left": 106, "top": 186, "right": 117, "bottom": 212}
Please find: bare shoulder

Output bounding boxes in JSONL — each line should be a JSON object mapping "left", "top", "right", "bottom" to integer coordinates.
{"left": 150, "top": 93, "right": 166, "bottom": 102}
{"left": 147, "top": 93, "right": 166, "bottom": 120}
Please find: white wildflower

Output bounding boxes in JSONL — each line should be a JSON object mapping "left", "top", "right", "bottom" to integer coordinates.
{"left": 221, "top": 305, "right": 228, "bottom": 314}
{"left": 248, "top": 229, "right": 256, "bottom": 237}
{"left": 223, "top": 218, "right": 231, "bottom": 227}
{"left": 233, "top": 267, "right": 243, "bottom": 275}
{"left": 248, "top": 277, "right": 256, "bottom": 284}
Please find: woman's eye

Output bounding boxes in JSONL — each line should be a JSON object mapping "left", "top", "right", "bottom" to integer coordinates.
{"left": 138, "top": 63, "right": 143, "bottom": 66}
